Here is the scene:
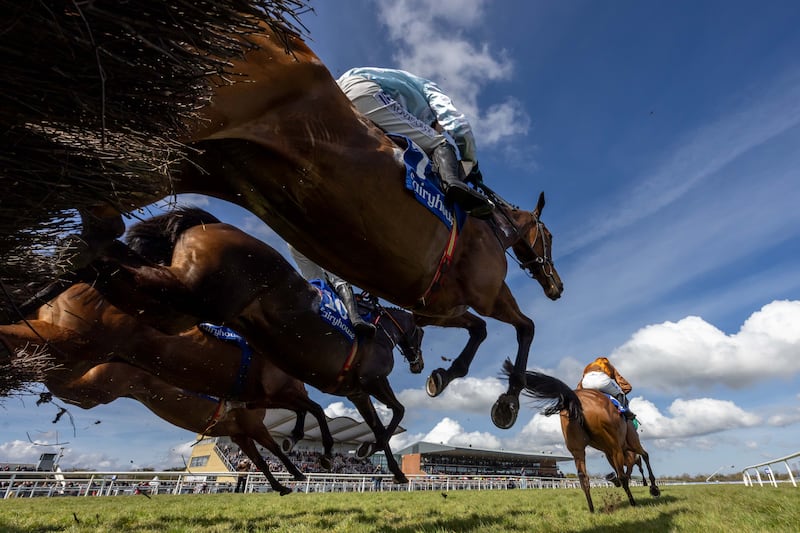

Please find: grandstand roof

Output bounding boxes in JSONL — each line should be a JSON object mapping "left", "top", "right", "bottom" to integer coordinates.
{"left": 394, "top": 441, "right": 573, "bottom": 463}
{"left": 262, "top": 409, "right": 404, "bottom": 445}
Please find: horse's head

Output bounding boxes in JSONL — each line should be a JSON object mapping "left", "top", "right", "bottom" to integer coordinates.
{"left": 508, "top": 192, "right": 563, "bottom": 300}
{"left": 378, "top": 307, "right": 425, "bottom": 374}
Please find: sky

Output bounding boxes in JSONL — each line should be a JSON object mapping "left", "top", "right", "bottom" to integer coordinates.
{"left": 3, "top": 0, "right": 800, "bottom": 478}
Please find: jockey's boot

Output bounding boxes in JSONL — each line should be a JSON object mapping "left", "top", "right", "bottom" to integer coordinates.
{"left": 432, "top": 144, "right": 494, "bottom": 219}
{"left": 618, "top": 394, "right": 637, "bottom": 421}
{"left": 335, "top": 283, "right": 376, "bottom": 338}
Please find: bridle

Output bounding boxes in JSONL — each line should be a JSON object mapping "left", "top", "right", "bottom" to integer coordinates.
{"left": 493, "top": 208, "right": 557, "bottom": 284}
{"left": 374, "top": 305, "right": 423, "bottom": 367}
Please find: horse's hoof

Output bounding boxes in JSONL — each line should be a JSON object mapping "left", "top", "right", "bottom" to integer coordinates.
{"left": 426, "top": 369, "right": 446, "bottom": 397}
{"left": 650, "top": 486, "right": 661, "bottom": 498}
{"left": 319, "top": 454, "right": 333, "bottom": 472}
{"left": 394, "top": 474, "right": 409, "bottom": 484}
{"left": 355, "top": 442, "right": 374, "bottom": 460}
{"left": 278, "top": 486, "right": 293, "bottom": 496}
{"left": 281, "top": 438, "right": 295, "bottom": 454}
{"left": 491, "top": 394, "right": 519, "bottom": 429}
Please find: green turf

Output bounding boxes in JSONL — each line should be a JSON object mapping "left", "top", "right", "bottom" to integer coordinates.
{"left": 1, "top": 485, "right": 797, "bottom": 532}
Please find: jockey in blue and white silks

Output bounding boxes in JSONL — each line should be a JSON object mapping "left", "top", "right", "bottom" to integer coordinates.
{"left": 336, "top": 67, "right": 493, "bottom": 218}
{"left": 287, "top": 244, "right": 376, "bottom": 338}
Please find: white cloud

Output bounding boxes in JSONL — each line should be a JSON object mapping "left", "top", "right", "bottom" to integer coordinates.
{"left": 398, "top": 376, "right": 506, "bottom": 413}
{"left": 611, "top": 300, "right": 800, "bottom": 392}
{"left": 324, "top": 401, "right": 363, "bottom": 421}
{"left": 633, "top": 397, "right": 760, "bottom": 439}
{"left": 0, "top": 440, "right": 44, "bottom": 465}
{"left": 428, "top": 418, "right": 502, "bottom": 448}
{"left": 374, "top": 0, "right": 528, "bottom": 147}
{"left": 323, "top": 400, "right": 395, "bottom": 426}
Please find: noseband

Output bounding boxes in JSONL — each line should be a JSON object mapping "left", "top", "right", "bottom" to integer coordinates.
{"left": 499, "top": 212, "right": 557, "bottom": 284}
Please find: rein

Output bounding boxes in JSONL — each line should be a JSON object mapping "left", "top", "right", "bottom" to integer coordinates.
{"left": 491, "top": 207, "right": 557, "bottom": 284}
{"left": 375, "top": 306, "right": 421, "bottom": 367}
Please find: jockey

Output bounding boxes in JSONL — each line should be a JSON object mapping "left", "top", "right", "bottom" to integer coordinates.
{"left": 287, "top": 244, "right": 376, "bottom": 338}
{"left": 336, "top": 67, "right": 494, "bottom": 218}
{"left": 577, "top": 356, "right": 636, "bottom": 421}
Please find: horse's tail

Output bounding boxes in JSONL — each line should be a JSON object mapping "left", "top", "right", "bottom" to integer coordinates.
{"left": 502, "top": 359, "right": 585, "bottom": 424}
{"left": 125, "top": 207, "right": 221, "bottom": 264}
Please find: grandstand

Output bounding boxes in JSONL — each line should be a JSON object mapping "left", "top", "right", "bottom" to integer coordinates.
{"left": 185, "top": 410, "right": 572, "bottom": 480}
{"left": 395, "top": 442, "right": 571, "bottom": 478}
{"left": 185, "top": 410, "right": 403, "bottom": 480}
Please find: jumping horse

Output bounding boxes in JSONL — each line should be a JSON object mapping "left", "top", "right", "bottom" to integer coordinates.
{"left": 0, "top": 284, "right": 337, "bottom": 496}
{"left": 51, "top": 19, "right": 563, "bottom": 430}
{"left": 506, "top": 361, "right": 660, "bottom": 512}
{"left": 83, "top": 208, "right": 424, "bottom": 483}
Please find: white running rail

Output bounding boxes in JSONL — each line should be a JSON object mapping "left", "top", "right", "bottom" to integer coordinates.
{"left": 741, "top": 450, "right": 799, "bottom": 487}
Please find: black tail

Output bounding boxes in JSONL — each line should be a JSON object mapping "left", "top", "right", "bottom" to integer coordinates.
{"left": 502, "top": 359, "right": 585, "bottom": 424}
{"left": 125, "top": 207, "right": 220, "bottom": 264}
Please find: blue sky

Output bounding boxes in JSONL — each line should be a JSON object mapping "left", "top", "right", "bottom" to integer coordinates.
{"left": 3, "top": 0, "right": 800, "bottom": 478}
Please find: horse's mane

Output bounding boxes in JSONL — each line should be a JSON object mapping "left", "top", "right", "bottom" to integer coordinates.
{"left": 126, "top": 207, "right": 221, "bottom": 265}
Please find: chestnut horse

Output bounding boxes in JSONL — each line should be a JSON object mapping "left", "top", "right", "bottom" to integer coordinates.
{"left": 83, "top": 208, "right": 425, "bottom": 483}
{"left": 53, "top": 20, "right": 563, "bottom": 430}
{"left": 36, "top": 360, "right": 307, "bottom": 496}
{"left": 0, "top": 284, "right": 337, "bottom": 495}
{"left": 506, "top": 361, "right": 660, "bottom": 512}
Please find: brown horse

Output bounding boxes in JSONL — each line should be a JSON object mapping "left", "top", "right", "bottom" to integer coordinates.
{"left": 506, "top": 361, "right": 660, "bottom": 512}
{"left": 48, "top": 19, "right": 563, "bottom": 430}
{"left": 0, "top": 284, "right": 337, "bottom": 495}
{"left": 37, "top": 361, "right": 309, "bottom": 495}
{"left": 81, "top": 208, "right": 425, "bottom": 483}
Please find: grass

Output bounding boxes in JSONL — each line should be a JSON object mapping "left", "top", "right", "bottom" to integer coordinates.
{"left": 1, "top": 485, "right": 798, "bottom": 532}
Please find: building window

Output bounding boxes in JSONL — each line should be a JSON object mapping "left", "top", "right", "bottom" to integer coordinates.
{"left": 190, "top": 456, "right": 209, "bottom": 467}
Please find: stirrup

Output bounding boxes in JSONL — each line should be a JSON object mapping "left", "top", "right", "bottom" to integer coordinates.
{"left": 352, "top": 319, "right": 376, "bottom": 338}
{"left": 445, "top": 183, "right": 494, "bottom": 216}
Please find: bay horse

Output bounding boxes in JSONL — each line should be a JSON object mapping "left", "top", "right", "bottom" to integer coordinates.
{"left": 0, "top": 284, "right": 337, "bottom": 496}
{"left": 38, "top": 361, "right": 307, "bottom": 496}
{"left": 505, "top": 361, "right": 660, "bottom": 512}
{"left": 83, "top": 207, "right": 424, "bottom": 483}
{"left": 52, "top": 19, "right": 563, "bottom": 430}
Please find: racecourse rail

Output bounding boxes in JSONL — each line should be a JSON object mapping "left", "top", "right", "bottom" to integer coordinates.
{"left": 2, "top": 471, "right": 617, "bottom": 499}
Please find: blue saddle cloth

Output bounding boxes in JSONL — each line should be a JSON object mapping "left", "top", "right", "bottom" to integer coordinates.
{"left": 309, "top": 279, "right": 356, "bottom": 343}
{"left": 197, "top": 323, "right": 253, "bottom": 399}
{"left": 606, "top": 395, "right": 630, "bottom": 415}
{"left": 389, "top": 134, "right": 467, "bottom": 231}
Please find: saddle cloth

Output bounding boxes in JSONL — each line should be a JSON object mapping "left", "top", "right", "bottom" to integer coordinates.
{"left": 309, "top": 278, "right": 356, "bottom": 343}
{"left": 389, "top": 133, "right": 466, "bottom": 231}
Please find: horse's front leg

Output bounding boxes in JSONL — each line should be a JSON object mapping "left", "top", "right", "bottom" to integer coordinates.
{"left": 230, "top": 435, "right": 294, "bottom": 496}
{"left": 486, "top": 283, "right": 534, "bottom": 429}
{"left": 347, "top": 392, "right": 408, "bottom": 484}
{"left": 415, "top": 311, "right": 487, "bottom": 398}
{"left": 365, "top": 376, "right": 405, "bottom": 445}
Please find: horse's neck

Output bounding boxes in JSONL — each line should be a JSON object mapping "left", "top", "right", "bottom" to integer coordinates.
{"left": 489, "top": 207, "right": 527, "bottom": 249}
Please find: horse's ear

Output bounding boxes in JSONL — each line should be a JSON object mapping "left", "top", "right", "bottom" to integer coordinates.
{"left": 535, "top": 192, "right": 546, "bottom": 215}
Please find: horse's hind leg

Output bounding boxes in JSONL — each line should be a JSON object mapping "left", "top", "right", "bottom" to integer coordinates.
{"left": 295, "top": 402, "right": 335, "bottom": 472}
{"left": 608, "top": 449, "right": 636, "bottom": 508}
{"left": 281, "top": 409, "right": 306, "bottom": 454}
{"left": 571, "top": 449, "right": 595, "bottom": 513}
{"left": 417, "top": 311, "right": 486, "bottom": 397}
{"left": 230, "top": 435, "right": 294, "bottom": 496}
